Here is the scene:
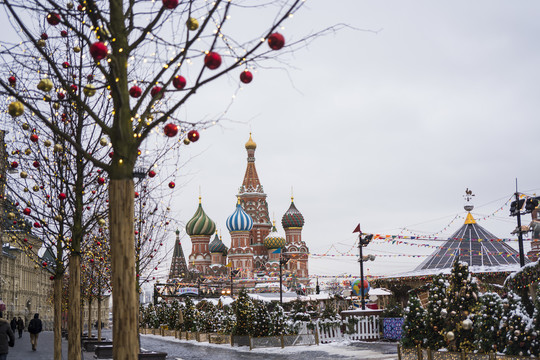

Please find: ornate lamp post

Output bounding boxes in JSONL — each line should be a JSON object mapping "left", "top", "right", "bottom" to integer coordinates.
{"left": 353, "top": 224, "right": 372, "bottom": 310}
{"left": 279, "top": 254, "right": 290, "bottom": 306}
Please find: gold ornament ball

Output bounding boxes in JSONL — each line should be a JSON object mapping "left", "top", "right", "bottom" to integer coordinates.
{"left": 37, "top": 39, "right": 46, "bottom": 48}
{"left": 186, "top": 17, "right": 199, "bottom": 31}
{"left": 8, "top": 101, "right": 24, "bottom": 117}
{"left": 67, "top": 2, "right": 74, "bottom": 9}
{"left": 44, "top": 139, "right": 52, "bottom": 147}
{"left": 52, "top": 103, "right": 60, "bottom": 110}
{"left": 25, "top": 148, "right": 31, "bottom": 155}
{"left": 99, "top": 138, "right": 108, "bottom": 146}
{"left": 446, "top": 331, "right": 455, "bottom": 341}
{"left": 22, "top": 123, "right": 30, "bottom": 130}
{"left": 20, "top": 171, "right": 28, "bottom": 178}
{"left": 37, "top": 78, "right": 54, "bottom": 92}
{"left": 7, "top": 212, "right": 15, "bottom": 219}
{"left": 73, "top": 46, "right": 81, "bottom": 53}
{"left": 54, "top": 144, "right": 63, "bottom": 152}
{"left": 83, "top": 84, "right": 96, "bottom": 97}
{"left": 23, "top": 188, "right": 29, "bottom": 192}
{"left": 183, "top": 138, "right": 190, "bottom": 145}
{"left": 98, "top": 219, "right": 106, "bottom": 226}
{"left": 54, "top": 215, "right": 63, "bottom": 222}
{"left": 32, "top": 185, "right": 39, "bottom": 192}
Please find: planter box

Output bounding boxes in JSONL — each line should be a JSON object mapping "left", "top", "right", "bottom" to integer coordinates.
{"left": 83, "top": 340, "right": 113, "bottom": 352}
{"left": 196, "top": 333, "right": 209, "bottom": 342}
{"left": 186, "top": 332, "right": 197, "bottom": 341}
{"left": 232, "top": 335, "right": 250, "bottom": 347}
{"left": 208, "top": 334, "right": 231, "bottom": 344}
{"left": 139, "top": 350, "right": 167, "bottom": 360}
{"left": 94, "top": 346, "right": 167, "bottom": 360}
{"left": 95, "top": 345, "right": 113, "bottom": 359}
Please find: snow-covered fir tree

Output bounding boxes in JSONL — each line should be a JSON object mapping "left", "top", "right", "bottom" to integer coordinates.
{"left": 473, "top": 292, "right": 504, "bottom": 353}
{"left": 196, "top": 301, "right": 218, "bottom": 333}
{"left": 444, "top": 260, "right": 479, "bottom": 352}
{"left": 424, "top": 274, "right": 448, "bottom": 350}
{"left": 530, "top": 286, "right": 540, "bottom": 357}
{"left": 182, "top": 297, "right": 198, "bottom": 332}
{"left": 269, "top": 303, "right": 286, "bottom": 336}
{"left": 251, "top": 300, "right": 272, "bottom": 337}
{"left": 401, "top": 293, "right": 426, "bottom": 348}
{"left": 233, "top": 289, "right": 253, "bottom": 336}
{"left": 502, "top": 291, "right": 532, "bottom": 356}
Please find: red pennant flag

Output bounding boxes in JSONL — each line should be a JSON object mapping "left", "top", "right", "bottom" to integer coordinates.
{"left": 352, "top": 223, "right": 361, "bottom": 233}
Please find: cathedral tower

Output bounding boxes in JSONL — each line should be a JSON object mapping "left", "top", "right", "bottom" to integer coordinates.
{"left": 226, "top": 200, "right": 254, "bottom": 278}
{"left": 282, "top": 197, "right": 309, "bottom": 281}
{"left": 238, "top": 134, "right": 272, "bottom": 270}
{"left": 168, "top": 230, "right": 189, "bottom": 280}
{"left": 186, "top": 197, "right": 216, "bottom": 273}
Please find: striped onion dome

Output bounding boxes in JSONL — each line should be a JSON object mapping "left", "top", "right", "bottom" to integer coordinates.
{"left": 209, "top": 233, "right": 228, "bottom": 255}
{"left": 185, "top": 198, "right": 216, "bottom": 236}
{"left": 264, "top": 222, "right": 286, "bottom": 249}
{"left": 281, "top": 198, "right": 304, "bottom": 228}
{"left": 226, "top": 201, "right": 253, "bottom": 232}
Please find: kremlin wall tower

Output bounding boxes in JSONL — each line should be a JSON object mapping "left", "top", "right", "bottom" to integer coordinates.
{"left": 175, "top": 134, "right": 309, "bottom": 290}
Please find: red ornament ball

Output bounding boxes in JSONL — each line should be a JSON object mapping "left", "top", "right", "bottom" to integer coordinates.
{"left": 162, "top": 0, "right": 178, "bottom": 9}
{"left": 41, "top": 33, "right": 48, "bottom": 40}
{"left": 150, "top": 86, "right": 162, "bottom": 98}
{"left": 108, "top": 151, "right": 114, "bottom": 158}
{"left": 8, "top": 76, "right": 16, "bottom": 85}
{"left": 148, "top": 170, "right": 156, "bottom": 178}
{"left": 89, "top": 42, "right": 109, "bottom": 61}
{"left": 58, "top": 193, "right": 67, "bottom": 200}
{"left": 129, "top": 86, "right": 142, "bottom": 98}
{"left": 240, "top": 70, "right": 253, "bottom": 84}
{"left": 10, "top": 161, "right": 18, "bottom": 168}
{"left": 33, "top": 222, "right": 41, "bottom": 228}
{"left": 168, "top": 181, "right": 175, "bottom": 189}
{"left": 268, "top": 32, "right": 285, "bottom": 50}
{"left": 23, "top": 208, "right": 31, "bottom": 215}
{"left": 47, "top": 13, "right": 61, "bottom": 26}
{"left": 61, "top": 30, "right": 68, "bottom": 37}
{"left": 42, "top": 261, "right": 47, "bottom": 267}
{"left": 87, "top": 74, "right": 94, "bottom": 82}
{"left": 33, "top": 161, "right": 40, "bottom": 168}
{"left": 204, "top": 52, "right": 222, "bottom": 70}
{"left": 173, "top": 75, "right": 186, "bottom": 90}
{"left": 187, "top": 130, "right": 199, "bottom": 142}
{"left": 97, "top": 177, "right": 105, "bottom": 185}
{"left": 164, "top": 123, "right": 178, "bottom": 137}
{"left": 62, "top": 62, "right": 70, "bottom": 68}
{"left": 58, "top": 92, "right": 65, "bottom": 100}
{"left": 70, "top": 84, "right": 78, "bottom": 92}
{"left": 30, "top": 134, "right": 39, "bottom": 143}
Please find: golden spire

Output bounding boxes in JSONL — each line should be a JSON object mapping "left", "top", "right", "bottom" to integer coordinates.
{"left": 464, "top": 212, "right": 476, "bottom": 225}
{"left": 245, "top": 132, "right": 257, "bottom": 150}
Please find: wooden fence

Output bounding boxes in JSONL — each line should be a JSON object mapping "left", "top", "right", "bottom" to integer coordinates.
{"left": 316, "top": 315, "right": 380, "bottom": 343}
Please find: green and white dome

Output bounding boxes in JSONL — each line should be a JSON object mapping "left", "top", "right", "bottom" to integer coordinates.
{"left": 186, "top": 197, "right": 216, "bottom": 236}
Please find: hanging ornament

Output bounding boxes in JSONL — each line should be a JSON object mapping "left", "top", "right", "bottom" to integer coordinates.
{"left": 99, "top": 138, "right": 108, "bottom": 146}
{"left": 446, "top": 331, "right": 455, "bottom": 341}
{"left": 37, "top": 40, "right": 46, "bottom": 48}
{"left": 8, "top": 76, "right": 16, "bottom": 86}
{"left": 183, "top": 138, "right": 190, "bottom": 145}
{"left": 61, "top": 30, "right": 68, "bottom": 37}
{"left": 162, "top": 0, "right": 178, "bottom": 9}
{"left": 58, "top": 193, "right": 67, "bottom": 201}
{"left": 151, "top": 86, "right": 163, "bottom": 98}
{"left": 37, "top": 78, "right": 53, "bottom": 92}
{"left": 32, "top": 161, "right": 40, "bottom": 168}
{"left": 70, "top": 84, "right": 77, "bottom": 92}
{"left": 73, "top": 46, "right": 81, "bottom": 53}
{"left": 10, "top": 161, "right": 18, "bottom": 169}
{"left": 62, "top": 61, "right": 70, "bottom": 69}
{"left": 164, "top": 123, "right": 178, "bottom": 137}
{"left": 57, "top": 92, "right": 65, "bottom": 100}
{"left": 83, "top": 84, "right": 96, "bottom": 97}
{"left": 268, "top": 32, "right": 285, "bottom": 50}
{"left": 462, "top": 318, "right": 473, "bottom": 330}
{"left": 204, "top": 52, "right": 222, "bottom": 70}
{"left": 173, "top": 75, "right": 186, "bottom": 90}
{"left": 23, "top": 208, "right": 31, "bottom": 215}
{"left": 47, "top": 12, "right": 61, "bottom": 26}
{"left": 8, "top": 101, "right": 24, "bottom": 117}
{"left": 240, "top": 70, "right": 253, "bottom": 84}
{"left": 129, "top": 86, "right": 142, "bottom": 98}
{"left": 186, "top": 17, "right": 199, "bottom": 31}
{"left": 44, "top": 140, "right": 52, "bottom": 147}
{"left": 168, "top": 181, "right": 175, "bottom": 189}
{"left": 54, "top": 214, "right": 63, "bottom": 222}
{"left": 53, "top": 144, "right": 63, "bottom": 152}
{"left": 30, "top": 134, "right": 39, "bottom": 143}
{"left": 187, "top": 130, "right": 199, "bottom": 142}
{"left": 20, "top": 171, "right": 28, "bottom": 178}
{"left": 148, "top": 170, "right": 156, "bottom": 178}
{"left": 89, "top": 42, "right": 109, "bottom": 61}
{"left": 97, "top": 177, "right": 105, "bottom": 185}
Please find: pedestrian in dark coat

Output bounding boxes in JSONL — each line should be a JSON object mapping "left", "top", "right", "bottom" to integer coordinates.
{"left": 0, "top": 313, "right": 15, "bottom": 360}
{"left": 9, "top": 318, "right": 15, "bottom": 333}
{"left": 16, "top": 317, "right": 24, "bottom": 338}
{"left": 27, "top": 313, "right": 42, "bottom": 351}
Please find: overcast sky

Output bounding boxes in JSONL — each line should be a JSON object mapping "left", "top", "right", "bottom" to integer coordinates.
{"left": 162, "top": 0, "right": 540, "bottom": 280}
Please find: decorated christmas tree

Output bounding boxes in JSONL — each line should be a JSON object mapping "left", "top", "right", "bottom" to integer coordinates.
{"left": 444, "top": 260, "right": 479, "bottom": 351}
{"left": 233, "top": 289, "right": 253, "bottom": 336}
{"left": 216, "top": 305, "right": 236, "bottom": 335}
{"left": 269, "top": 303, "right": 287, "bottom": 336}
{"left": 530, "top": 286, "right": 540, "bottom": 357}
{"left": 250, "top": 300, "right": 272, "bottom": 337}
{"left": 502, "top": 291, "right": 532, "bottom": 356}
{"left": 401, "top": 293, "right": 426, "bottom": 348}
{"left": 424, "top": 274, "right": 448, "bottom": 350}
{"left": 473, "top": 292, "right": 504, "bottom": 353}
{"left": 182, "top": 297, "right": 198, "bottom": 332}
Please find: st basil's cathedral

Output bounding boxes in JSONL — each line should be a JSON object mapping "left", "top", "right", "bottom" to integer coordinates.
{"left": 169, "top": 134, "right": 309, "bottom": 289}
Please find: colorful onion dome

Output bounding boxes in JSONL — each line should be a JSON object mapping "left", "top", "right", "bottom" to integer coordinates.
{"left": 185, "top": 197, "right": 216, "bottom": 236}
{"left": 209, "top": 232, "right": 228, "bottom": 255}
{"left": 226, "top": 200, "right": 253, "bottom": 232}
{"left": 281, "top": 197, "right": 304, "bottom": 228}
{"left": 245, "top": 133, "right": 257, "bottom": 150}
{"left": 264, "top": 222, "right": 286, "bottom": 249}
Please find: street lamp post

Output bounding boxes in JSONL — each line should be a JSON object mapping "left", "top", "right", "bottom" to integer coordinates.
{"left": 354, "top": 224, "right": 372, "bottom": 310}
{"left": 229, "top": 269, "right": 239, "bottom": 298}
{"left": 279, "top": 254, "right": 290, "bottom": 306}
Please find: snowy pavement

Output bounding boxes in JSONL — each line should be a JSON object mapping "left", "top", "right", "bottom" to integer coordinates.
{"left": 140, "top": 333, "right": 399, "bottom": 359}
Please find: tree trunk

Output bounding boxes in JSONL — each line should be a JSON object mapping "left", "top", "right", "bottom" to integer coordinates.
{"left": 87, "top": 298, "right": 92, "bottom": 339}
{"left": 97, "top": 296, "right": 102, "bottom": 342}
{"left": 68, "top": 256, "right": 81, "bottom": 360}
{"left": 53, "top": 275, "right": 62, "bottom": 360}
{"left": 110, "top": 179, "right": 138, "bottom": 359}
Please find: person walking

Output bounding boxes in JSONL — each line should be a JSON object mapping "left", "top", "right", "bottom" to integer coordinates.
{"left": 27, "top": 313, "right": 42, "bottom": 351}
{"left": 16, "top": 317, "right": 23, "bottom": 338}
{"left": 8, "top": 319, "right": 15, "bottom": 334}
{"left": 0, "top": 312, "right": 15, "bottom": 360}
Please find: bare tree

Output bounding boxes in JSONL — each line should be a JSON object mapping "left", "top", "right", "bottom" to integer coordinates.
{"left": 0, "top": 0, "right": 317, "bottom": 358}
